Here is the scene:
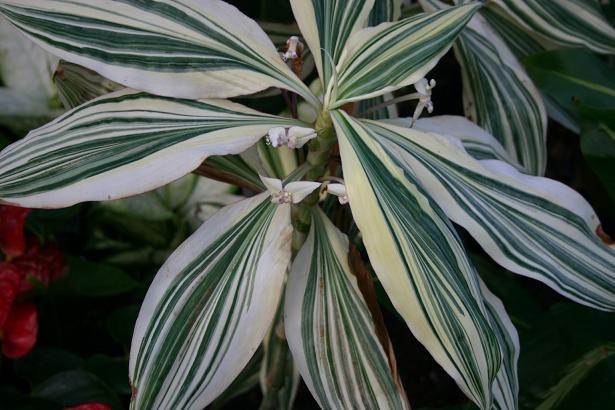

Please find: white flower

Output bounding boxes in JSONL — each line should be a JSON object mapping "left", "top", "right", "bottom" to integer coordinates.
{"left": 282, "top": 36, "right": 303, "bottom": 61}
{"left": 260, "top": 176, "right": 321, "bottom": 204}
{"left": 326, "top": 182, "right": 348, "bottom": 205}
{"left": 411, "top": 78, "right": 436, "bottom": 127}
{"left": 266, "top": 127, "right": 288, "bottom": 148}
{"left": 266, "top": 126, "right": 316, "bottom": 149}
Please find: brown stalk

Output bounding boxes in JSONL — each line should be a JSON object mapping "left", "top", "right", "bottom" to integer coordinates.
{"left": 348, "top": 245, "right": 409, "bottom": 404}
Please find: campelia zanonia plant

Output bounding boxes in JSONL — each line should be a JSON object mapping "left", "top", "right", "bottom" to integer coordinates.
{"left": 0, "top": 0, "right": 614, "bottom": 409}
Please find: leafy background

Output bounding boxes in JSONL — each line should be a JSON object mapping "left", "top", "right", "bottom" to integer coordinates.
{"left": 1, "top": 0, "right": 614, "bottom": 409}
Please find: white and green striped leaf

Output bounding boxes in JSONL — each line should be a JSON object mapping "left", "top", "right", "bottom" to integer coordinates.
{"left": 389, "top": 115, "right": 522, "bottom": 166}
{"left": 54, "top": 61, "right": 123, "bottom": 109}
{"left": 201, "top": 153, "right": 266, "bottom": 193}
{"left": 290, "top": 0, "right": 374, "bottom": 95}
{"left": 367, "top": 120, "right": 615, "bottom": 311}
{"left": 0, "top": 89, "right": 305, "bottom": 208}
{"left": 332, "top": 3, "right": 480, "bottom": 106}
{"left": 479, "top": 7, "right": 547, "bottom": 59}
{"left": 481, "top": 280, "right": 519, "bottom": 410}
{"left": 332, "top": 110, "right": 501, "bottom": 409}
{"left": 492, "top": 0, "right": 615, "bottom": 54}
{"left": 285, "top": 207, "right": 409, "bottom": 410}
{"left": 421, "top": 0, "right": 547, "bottom": 175}
{"left": 455, "top": 12, "right": 547, "bottom": 175}
{"left": 358, "top": 94, "right": 399, "bottom": 121}
{"left": 0, "top": 0, "right": 318, "bottom": 105}
{"left": 129, "top": 193, "right": 292, "bottom": 410}
{"left": 368, "top": 0, "right": 402, "bottom": 26}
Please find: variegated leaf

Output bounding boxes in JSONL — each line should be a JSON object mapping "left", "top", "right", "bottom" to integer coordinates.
{"left": 198, "top": 152, "right": 266, "bottom": 193}
{"left": 333, "top": 3, "right": 480, "bottom": 106}
{"left": 0, "top": 89, "right": 306, "bottom": 207}
{"left": 358, "top": 94, "right": 399, "bottom": 120}
{"left": 129, "top": 193, "right": 292, "bottom": 410}
{"left": 481, "top": 280, "right": 519, "bottom": 410}
{"left": 422, "top": 0, "right": 546, "bottom": 175}
{"left": 455, "top": 12, "right": 547, "bottom": 175}
{"left": 491, "top": 0, "right": 615, "bottom": 54}
{"left": 366, "top": 119, "right": 615, "bottom": 311}
{"left": 332, "top": 110, "right": 500, "bottom": 409}
{"left": 290, "top": 0, "right": 374, "bottom": 96}
{"left": 285, "top": 207, "right": 409, "bottom": 410}
{"left": 359, "top": 1, "right": 402, "bottom": 121}
{"left": 54, "top": 61, "right": 123, "bottom": 109}
{"left": 480, "top": 7, "right": 546, "bottom": 59}
{"left": 368, "top": 0, "right": 402, "bottom": 26}
{"left": 389, "top": 115, "right": 522, "bottom": 166}
{"left": 0, "top": 0, "right": 318, "bottom": 105}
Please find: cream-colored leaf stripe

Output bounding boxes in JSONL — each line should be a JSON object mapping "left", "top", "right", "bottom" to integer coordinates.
{"left": 285, "top": 208, "right": 409, "bottom": 410}
{"left": 130, "top": 193, "right": 292, "bottom": 410}
{"left": 492, "top": 0, "right": 615, "bottom": 54}
{"left": 368, "top": 120, "right": 615, "bottom": 311}
{"left": 0, "top": 0, "right": 318, "bottom": 105}
{"left": 0, "top": 89, "right": 305, "bottom": 207}
{"left": 290, "top": 0, "right": 374, "bottom": 95}
{"left": 332, "top": 110, "right": 501, "bottom": 409}
{"left": 333, "top": 3, "right": 480, "bottom": 106}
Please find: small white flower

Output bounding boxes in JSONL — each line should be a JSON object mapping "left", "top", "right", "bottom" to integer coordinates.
{"left": 282, "top": 36, "right": 303, "bottom": 61}
{"left": 287, "top": 126, "right": 317, "bottom": 149}
{"left": 266, "top": 126, "right": 316, "bottom": 149}
{"left": 266, "top": 127, "right": 288, "bottom": 148}
{"left": 326, "top": 182, "right": 348, "bottom": 205}
{"left": 260, "top": 176, "right": 321, "bottom": 204}
{"left": 411, "top": 78, "right": 436, "bottom": 127}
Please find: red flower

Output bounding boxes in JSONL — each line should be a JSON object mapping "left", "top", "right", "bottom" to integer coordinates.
{"left": 13, "top": 241, "right": 67, "bottom": 291}
{"left": 64, "top": 403, "right": 112, "bottom": 410}
{"left": 1, "top": 302, "right": 38, "bottom": 358}
{"left": 0, "top": 263, "right": 20, "bottom": 328}
{"left": 0, "top": 206, "right": 31, "bottom": 257}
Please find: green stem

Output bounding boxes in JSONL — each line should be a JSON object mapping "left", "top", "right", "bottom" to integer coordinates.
{"left": 291, "top": 112, "right": 336, "bottom": 254}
